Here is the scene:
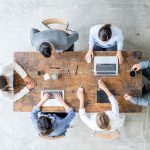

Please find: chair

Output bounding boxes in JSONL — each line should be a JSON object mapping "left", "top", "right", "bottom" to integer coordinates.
{"left": 39, "top": 134, "right": 65, "bottom": 140}
{"left": 42, "top": 18, "right": 69, "bottom": 32}
{"left": 93, "top": 130, "right": 120, "bottom": 140}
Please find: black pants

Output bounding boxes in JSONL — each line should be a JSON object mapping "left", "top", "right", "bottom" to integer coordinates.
{"left": 42, "top": 112, "right": 67, "bottom": 118}
{"left": 93, "top": 44, "right": 117, "bottom": 51}
{"left": 65, "top": 44, "right": 74, "bottom": 51}
{"left": 142, "top": 68, "right": 150, "bottom": 94}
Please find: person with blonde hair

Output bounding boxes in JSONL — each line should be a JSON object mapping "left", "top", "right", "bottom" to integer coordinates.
{"left": 77, "top": 79, "right": 124, "bottom": 132}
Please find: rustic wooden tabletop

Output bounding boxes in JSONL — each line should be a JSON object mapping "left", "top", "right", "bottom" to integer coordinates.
{"left": 14, "top": 51, "right": 142, "bottom": 113}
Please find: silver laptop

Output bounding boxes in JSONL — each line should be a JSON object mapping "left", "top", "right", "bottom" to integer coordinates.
{"left": 41, "top": 90, "right": 64, "bottom": 106}
{"left": 94, "top": 56, "right": 118, "bottom": 76}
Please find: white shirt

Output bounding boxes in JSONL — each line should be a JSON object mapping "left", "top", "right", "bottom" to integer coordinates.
{"left": 89, "top": 24, "right": 124, "bottom": 50}
{"left": 79, "top": 96, "right": 124, "bottom": 132}
{"left": 0, "top": 62, "right": 29, "bottom": 101}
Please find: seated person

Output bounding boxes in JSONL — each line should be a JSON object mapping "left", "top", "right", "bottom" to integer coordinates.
{"left": 124, "top": 60, "right": 150, "bottom": 106}
{"left": 31, "top": 93, "right": 75, "bottom": 137}
{"left": 0, "top": 62, "right": 36, "bottom": 101}
{"left": 85, "top": 24, "right": 124, "bottom": 64}
{"left": 30, "top": 28, "right": 79, "bottom": 58}
{"left": 77, "top": 79, "right": 124, "bottom": 132}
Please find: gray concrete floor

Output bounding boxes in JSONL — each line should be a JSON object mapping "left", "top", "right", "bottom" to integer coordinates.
{"left": 0, "top": 0, "right": 150, "bottom": 150}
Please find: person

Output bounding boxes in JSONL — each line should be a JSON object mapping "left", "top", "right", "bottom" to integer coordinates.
{"left": 31, "top": 93, "right": 75, "bottom": 137}
{"left": 76, "top": 79, "right": 124, "bottom": 132}
{"left": 85, "top": 24, "right": 124, "bottom": 64}
{"left": 30, "top": 28, "right": 79, "bottom": 58}
{"left": 0, "top": 62, "right": 36, "bottom": 101}
{"left": 124, "top": 60, "right": 150, "bottom": 106}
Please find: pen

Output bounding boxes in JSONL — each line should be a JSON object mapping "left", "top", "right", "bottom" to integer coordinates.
{"left": 75, "top": 65, "right": 78, "bottom": 76}
{"left": 67, "top": 68, "right": 71, "bottom": 78}
{"left": 49, "top": 67, "right": 60, "bottom": 69}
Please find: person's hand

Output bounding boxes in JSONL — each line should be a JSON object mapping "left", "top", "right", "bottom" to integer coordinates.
{"left": 77, "top": 87, "right": 84, "bottom": 102}
{"left": 26, "top": 82, "right": 36, "bottom": 90}
{"left": 85, "top": 50, "right": 94, "bottom": 62}
{"left": 24, "top": 76, "right": 36, "bottom": 84}
{"left": 53, "top": 93, "right": 64, "bottom": 104}
{"left": 98, "top": 79, "right": 107, "bottom": 91}
{"left": 41, "top": 93, "right": 50, "bottom": 101}
{"left": 116, "top": 51, "right": 124, "bottom": 64}
{"left": 124, "top": 93, "right": 131, "bottom": 101}
{"left": 131, "top": 64, "right": 141, "bottom": 71}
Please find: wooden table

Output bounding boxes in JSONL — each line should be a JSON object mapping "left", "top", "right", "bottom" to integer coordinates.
{"left": 14, "top": 51, "right": 142, "bottom": 113}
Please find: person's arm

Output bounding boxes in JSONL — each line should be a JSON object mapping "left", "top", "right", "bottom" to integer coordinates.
{"left": 13, "top": 87, "right": 30, "bottom": 101}
{"left": 139, "top": 61, "right": 150, "bottom": 70}
{"left": 89, "top": 27, "right": 95, "bottom": 51}
{"left": 53, "top": 94, "right": 75, "bottom": 126}
{"left": 117, "top": 29, "right": 124, "bottom": 51}
{"left": 59, "top": 108, "right": 75, "bottom": 126}
{"left": 14, "top": 62, "right": 36, "bottom": 101}
{"left": 116, "top": 29, "right": 124, "bottom": 64}
{"left": 31, "top": 106, "right": 41, "bottom": 129}
{"left": 98, "top": 80, "right": 119, "bottom": 116}
{"left": 31, "top": 94, "right": 50, "bottom": 129}
{"left": 14, "top": 62, "right": 27, "bottom": 79}
{"left": 85, "top": 28, "right": 95, "bottom": 61}
{"left": 0, "top": 87, "right": 29, "bottom": 102}
{"left": 103, "top": 88, "right": 119, "bottom": 116}
{"left": 67, "top": 31, "right": 79, "bottom": 48}
{"left": 129, "top": 96, "right": 150, "bottom": 106}
{"left": 124, "top": 93, "right": 150, "bottom": 107}
{"left": 77, "top": 87, "right": 94, "bottom": 129}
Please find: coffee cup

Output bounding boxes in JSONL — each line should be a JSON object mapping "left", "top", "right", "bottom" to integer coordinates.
{"left": 130, "top": 68, "right": 137, "bottom": 77}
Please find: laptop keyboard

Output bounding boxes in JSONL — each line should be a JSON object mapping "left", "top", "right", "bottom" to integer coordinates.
{"left": 43, "top": 91, "right": 62, "bottom": 99}
{"left": 96, "top": 64, "right": 116, "bottom": 72}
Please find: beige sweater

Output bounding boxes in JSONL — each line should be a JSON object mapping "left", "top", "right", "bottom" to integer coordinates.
{"left": 0, "top": 62, "right": 29, "bottom": 102}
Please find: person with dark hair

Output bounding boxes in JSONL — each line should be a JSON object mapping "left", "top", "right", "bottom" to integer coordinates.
{"left": 0, "top": 62, "right": 36, "bottom": 101}
{"left": 30, "top": 28, "right": 79, "bottom": 58}
{"left": 124, "top": 60, "right": 150, "bottom": 106}
{"left": 85, "top": 24, "right": 124, "bottom": 64}
{"left": 31, "top": 93, "right": 75, "bottom": 137}
{"left": 77, "top": 79, "right": 124, "bottom": 132}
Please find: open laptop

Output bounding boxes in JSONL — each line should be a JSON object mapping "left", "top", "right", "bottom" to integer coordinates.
{"left": 41, "top": 90, "right": 64, "bottom": 106}
{"left": 94, "top": 56, "right": 118, "bottom": 76}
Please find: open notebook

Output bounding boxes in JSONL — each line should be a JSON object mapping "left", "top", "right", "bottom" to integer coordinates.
{"left": 41, "top": 90, "right": 64, "bottom": 106}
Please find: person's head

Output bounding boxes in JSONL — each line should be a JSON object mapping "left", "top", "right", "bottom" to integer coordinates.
{"left": 0, "top": 76, "right": 9, "bottom": 91}
{"left": 37, "top": 116, "right": 53, "bottom": 135}
{"left": 98, "top": 24, "right": 112, "bottom": 42}
{"left": 96, "top": 112, "right": 111, "bottom": 130}
{"left": 39, "top": 42, "right": 53, "bottom": 58}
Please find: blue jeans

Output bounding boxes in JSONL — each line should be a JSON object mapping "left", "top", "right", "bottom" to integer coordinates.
{"left": 93, "top": 44, "right": 117, "bottom": 51}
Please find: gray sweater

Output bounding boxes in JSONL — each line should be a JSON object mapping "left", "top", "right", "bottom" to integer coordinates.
{"left": 129, "top": 60, "right": 150, "bottom": 106}
{"left": 30, "top": 28, "right": 79, "bottom": 51}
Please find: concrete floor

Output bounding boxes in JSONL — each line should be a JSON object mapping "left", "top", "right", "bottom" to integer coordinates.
{"left": 0, "top": 0, "right": 150, "bottom": 150}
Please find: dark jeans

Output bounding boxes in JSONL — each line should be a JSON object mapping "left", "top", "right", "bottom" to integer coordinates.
{"left": 65, "top": 44, "right": 74, "bottom": 51}
{"left": 93, "top": 44, "right": 117, "bottom": 51}
{"left": 42, "top": 112, "right": 67, "bottom": 118}
{"left": 142, "top": 68, "right": 150, "bottom": 94}
{"left": 142, "top": 68, "right": 150, "bottom": 79}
